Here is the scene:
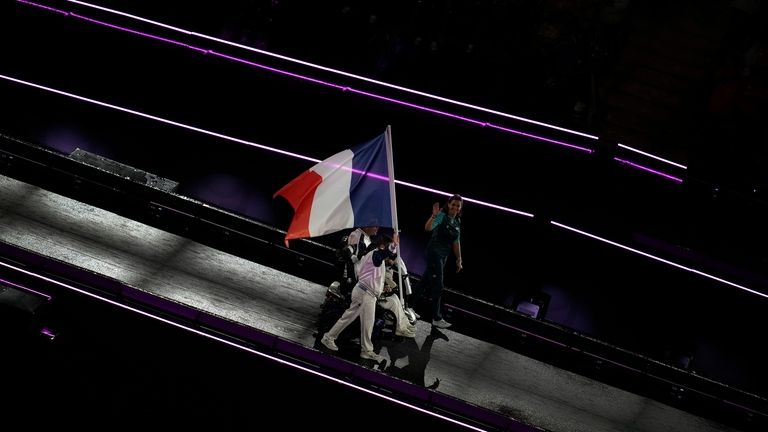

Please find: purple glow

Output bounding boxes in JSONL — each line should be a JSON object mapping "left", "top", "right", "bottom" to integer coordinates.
{"left": 40, "top": 327, "right": 58, "bottom": 339}
{"left": 213, "top": 51, "right": 346, "bottom": 90}
{"left": 0, "top": 259, "right": 488, "bottom": 432}
{"left": 1, "top": 72, "right": 535, "bottom": 220}
{"left": 0, "top": 277, "right": 52, "bottom": 300}
{"left": 613, "top": 157, "right": 684, "bottom": 183}
{"left": 617, "top": 143, "right": 687, "bottom": 169}
{"left": 18, "top": 0, "right": 67, "bottom": 15}
{"left": 550, "top": 220, "right": 768, "bottom": 299}
{"left": 345, "top": 87, "right": 487, "bottom": 126}
{"left": 20, "top": 0, "right": 593, "bottom": 154}
{"left": 71, "top": 13, "right": 208, "bottom": 53}
{"left": 66, "top": 0, "right": 599, "bottom": 141}
{"left": 489, "top": 123, "right": 593, "bottom": 154}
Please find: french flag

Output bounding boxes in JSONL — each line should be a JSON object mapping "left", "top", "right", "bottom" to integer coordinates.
{"left": 274, "top": 132, "right": 393, "bottom": 245}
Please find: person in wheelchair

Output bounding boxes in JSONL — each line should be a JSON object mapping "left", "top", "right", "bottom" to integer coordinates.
{"left": 379, "top": 256, "right": 417, "bottom": 338}
{"left": 318, "top": 227, "right": 417, "bottom": 343}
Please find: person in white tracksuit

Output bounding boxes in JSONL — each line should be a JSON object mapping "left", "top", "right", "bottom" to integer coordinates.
{"left": 321, "top": 234, "right": 398, "bottom": 361}
{"left": 336, "top": 226, "right": 418, "bottom": 337}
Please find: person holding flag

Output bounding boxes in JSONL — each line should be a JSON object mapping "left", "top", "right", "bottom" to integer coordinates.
{"left": 319, "top": 233, "right": 399, "bottom": 361}
{"left": 274, "top": 127, "right": 410, "bottom": 357}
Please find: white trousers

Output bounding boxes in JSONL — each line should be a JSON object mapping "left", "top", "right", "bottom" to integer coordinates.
{"left": 326, "top": 284, "right": 377, "bottom": 353}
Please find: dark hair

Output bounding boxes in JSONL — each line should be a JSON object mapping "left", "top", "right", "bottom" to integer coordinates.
{"left": 376, "top": 233, "right": 393, "bottom": 247}
{"left": 442, "top": 194, "right": 464, "bottom": 216}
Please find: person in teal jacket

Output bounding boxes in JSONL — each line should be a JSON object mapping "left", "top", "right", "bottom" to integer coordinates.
{"left": 411, "top": 194, "right": 463, "bottom": 329}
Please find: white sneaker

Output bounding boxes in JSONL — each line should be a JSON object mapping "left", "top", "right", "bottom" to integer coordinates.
{"left": 360, "top": 350, "right": 384, "bottom": 362}
{"left": 432, "top": 319, "right": 451, "bottom": 329}
{"left": 320, "top": 334, "right": 338, "bottom": 351}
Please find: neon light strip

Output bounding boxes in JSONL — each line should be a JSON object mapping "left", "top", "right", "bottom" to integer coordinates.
{"left": 214, "top": 50, "right": 588, "bottom": 154}
{"left": 28, "top": 1, "right": 693, "bottom": 169}
{"left": 40, "top": 327, "right": 57, "bottom": 338}
{"left": 18, "top": 0, "right": 65, "bottom": 14}
{"left": 550, "top": 220, "right": 768, "bottom": 299}
{"left": 16, "top": 1, "right": 591, "bottom": 155}
{"left": 0, "top": 73, "right": 535, "bottom": 219}
{"left": 66, "top": 0, "right": 598, "bottom": 141}
{"left": 0, "top": 258, "right": 491, "bottom": 431}
{"left": 0, "top": 276, "right": 52, "bottom": 300}
{"left": 613, "top": 157, "right": 684, "bottom": 183}
{"left": 617, "top": 143, "right": 687, "bottom": 170}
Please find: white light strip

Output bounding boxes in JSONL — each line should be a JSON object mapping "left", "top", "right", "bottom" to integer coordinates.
{"left": 0, "top": 74, "right": 315, "bottom": 162}
{"left": 550, "top": 220, "right": 768, "bottom": 299}
{"left": 617, "top": 143, "right": 687, "bottom": 170}
{"left": 66, "top": 0, "right": 598, "bottom": 141}
{"left": 0, "top": 73, "right": 534, "bottom": 219}
{"left": 0, "top": 258, "right": 489, "bottom": 431}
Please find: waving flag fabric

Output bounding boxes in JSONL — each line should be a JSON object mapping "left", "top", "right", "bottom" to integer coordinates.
{"left": 274, "top": 133, "right": 393, "bottom": 245}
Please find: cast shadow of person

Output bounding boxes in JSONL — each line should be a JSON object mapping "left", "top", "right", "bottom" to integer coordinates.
{"left": 379, "top": 326, "right": 449, "bottom": 390}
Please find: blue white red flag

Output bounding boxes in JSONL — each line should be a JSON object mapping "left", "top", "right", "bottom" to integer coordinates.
{"left": 274, "top": 133, "right": 393, "bottom": 245}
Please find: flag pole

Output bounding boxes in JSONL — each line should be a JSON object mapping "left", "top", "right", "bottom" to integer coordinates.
{"left": 384, "top": 125, "right": 406, "bottom": 305}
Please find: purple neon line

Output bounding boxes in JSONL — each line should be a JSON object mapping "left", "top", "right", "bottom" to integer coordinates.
{"left": 346, "top": 87, "right": 486, "bottom": 126}
{"left": 348, "top": 88, "right": 593, "bottom": 154}
{"left": 40, "top": 327, "right": 57, "bottom": 338}
{"left": 617, "top": 143, "right": 687, "bottom": 170}
{"left": 65, "top": 0, "right": 599, "bottom": 142}
{"left": 489, "top": 123, "right": 594, "bottom": 154}
{"left": 550, "top": 220, "right": 768, "bottom": 299}
{"left": 0, "top": 72, "right": 536, "bottom": 220}
{"left": 18, "top": 0, "right": 67, "bottom": 15}
{"left": 211, "top": 51, "right": 346, "bottom": 90}
{"left": 0, "top": 258, "right": 489, "bottom": 432}
{"left": 71, "top": 12, "right": 208, "bottom": 53}
{"left": 614, "top": 157, "right": 683, "bottom": 183}
{"left": 19, "top": 1, "right": 592, "bottom": 154}
{"left": 217, "top": 51, "right": 593, "bottom": 154}
{"left": 0, "top": 276, "right": 52, "bottom": 300}
{"left": 20, "top": 1, "right": 203, "bottom": 52}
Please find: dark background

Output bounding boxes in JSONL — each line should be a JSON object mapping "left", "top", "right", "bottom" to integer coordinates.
{"left": 2, "top": 0, "right": 768, "bottom": 409}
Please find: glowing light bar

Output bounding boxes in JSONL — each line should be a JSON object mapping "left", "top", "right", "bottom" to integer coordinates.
{"left": 0, "top": 276, "right": 52, "bottom": 300}
{"left": 550, "top": 220, "right": 768, "bottom": 299}
{"left": 25, "top": 2, "right": 693, "bottom": 168}
{"left": 0, "top": 73, "right": 535, "bottom": 219}
{"left": 74, "top": 12, "right": 208, "bottom": 53}
{"left": 617, "top": 143, "right": 687, "bottom": 169}
{"left": 66, "top": 0, "right": 598, "bottom": 141}
{"left": 15, "top": 1, "right": 592, "bottom": 154}
{"left": 18, "top": 0, "right": 65, "bottom": 14}
{"left": 0, "top": 258, "right": 491, "bottom": 431}
{"left": 614, "top": 157, "right": 683, "bottom": 184}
